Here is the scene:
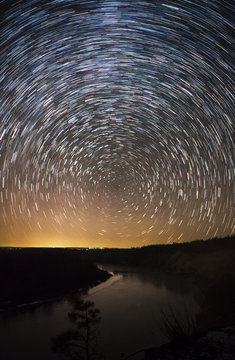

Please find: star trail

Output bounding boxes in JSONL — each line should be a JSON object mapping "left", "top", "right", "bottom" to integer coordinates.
{"left": 0, "top": 0, "right": 234, "bottom": 247}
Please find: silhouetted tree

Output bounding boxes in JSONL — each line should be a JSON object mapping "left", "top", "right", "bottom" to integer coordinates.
{"left": 52, "top": 294, "right": 101, "bottom": 360}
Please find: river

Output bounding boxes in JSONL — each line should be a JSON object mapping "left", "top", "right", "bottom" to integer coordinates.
{"left": 0, "top": 265, "right": 200, "bottom": 360}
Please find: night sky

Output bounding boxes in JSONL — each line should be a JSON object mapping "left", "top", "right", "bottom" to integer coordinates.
{"left": 0, "top": 0, "right": 234, "bottom": 248}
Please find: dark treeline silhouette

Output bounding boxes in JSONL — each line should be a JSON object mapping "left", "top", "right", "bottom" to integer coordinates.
{"left": 84, "top": 235, "right": 235, "bottom": 271}
{"left": 0, "top": 248, "right": 109, "bottom": 309}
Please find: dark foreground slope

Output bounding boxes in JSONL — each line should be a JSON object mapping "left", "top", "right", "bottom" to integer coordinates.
{"left": 144, "top": 325, "right": 235, "bottom": 360}
{"left": 0, "top": 248, "right": 109, "bottom": 309}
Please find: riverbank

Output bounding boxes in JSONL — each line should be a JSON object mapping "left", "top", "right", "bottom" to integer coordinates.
{"left": 0, "top": 248, "right": 110, "bottom": 310}
{"left": 86, "top": 235, "right": 235, "bottom": 329}
{"left": 144, "top": 325, "right": 235, "bottom": 360}
{"left": 85, "top": 236, "right": 235, "bottom": 358}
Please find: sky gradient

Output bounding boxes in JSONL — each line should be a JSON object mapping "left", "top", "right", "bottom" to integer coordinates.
{"left": 0, "top": 0, "right": 234, "bottom": 248}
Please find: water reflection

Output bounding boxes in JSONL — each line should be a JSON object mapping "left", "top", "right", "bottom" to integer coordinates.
{"left": 87, "top": 265, "right": 200, "bottom": 360}
{"left": 0, "top": 266, "right": 200, "bottom": 360}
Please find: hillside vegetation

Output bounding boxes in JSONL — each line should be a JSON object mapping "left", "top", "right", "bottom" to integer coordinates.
{"left": 0, "top": 248, "right": 109, "bottom": 309}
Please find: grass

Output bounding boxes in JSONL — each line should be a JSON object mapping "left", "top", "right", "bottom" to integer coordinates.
{"left": 160, "top": 303, "right": 198, "bottom": 342}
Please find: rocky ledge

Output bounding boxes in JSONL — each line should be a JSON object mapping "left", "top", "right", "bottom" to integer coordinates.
{"left": 144, "top": 326, "right": 235, "bottom": 360}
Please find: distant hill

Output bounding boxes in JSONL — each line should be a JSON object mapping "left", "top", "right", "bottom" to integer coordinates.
{"left": 0, "top": 248, "right": 109, "bottom": 310}
{"left": 85, "top": 235, "right": 235, "bottom": 271}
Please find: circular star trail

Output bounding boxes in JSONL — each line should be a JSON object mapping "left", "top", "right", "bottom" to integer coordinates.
{"left": 0, "top": 0, "right": 234, "bottom": 247}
